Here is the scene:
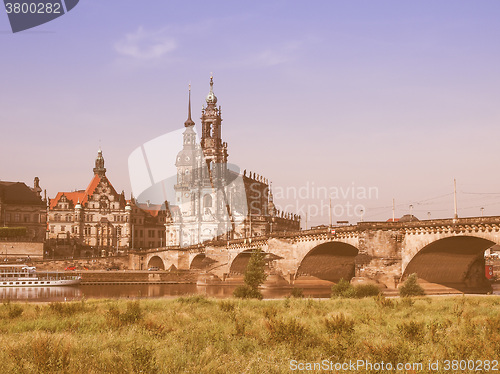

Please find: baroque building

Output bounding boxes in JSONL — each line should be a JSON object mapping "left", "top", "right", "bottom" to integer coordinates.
{"left": 0, "top": 178, "right": 47, "bottom": 242}
{"left": 165, "top": 77, "right": 300, "bottom": 247}
{"left": 48, "top": 150, "right": 167, "bottom": 255}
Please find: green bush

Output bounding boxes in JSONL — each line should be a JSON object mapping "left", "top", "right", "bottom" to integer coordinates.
{"left": 49, "top": 301, "right": 87, "bottom": 316}
{"left": 397, "top": 320, "right": 426, "bottom": 342}
{"left": 331, "top": 279, "right": 356, "bottom": 298}
{"left": 375, "top": 294, "right": 395, "bottom": 308}
{"left": 6, "top": 304, "right": 23, "bottom": 319}
{"left": 399, "top": 273, "right": 425, "bottom": 297}
{"left": 290, "top": 287, "right": 304, "bottom": 298}
{"left": 331, "top": 279, "right": 380, "bottom": 299}
{"left": 106, "top": 301, "right": 143, "bottom": 327}
{"left": 266, "top": 317, "right": 307, "bottom": 345}
{"left": 354, "top": 284, "right": 381, "bottom": 298}
{"left": 324, "top": 313, "right": 355, "bottom": 336}
{"left": 0, "top": 227, "right": 27, "bottom": 238}
{"left": 233, "top": 285, "right": 262, "bottom": 299}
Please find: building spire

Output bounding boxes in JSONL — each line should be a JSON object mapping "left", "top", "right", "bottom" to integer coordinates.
{"left": 206, "top": 73, "right": 217, "bottom": 104}
{"left": 184, "top": 83, "right": 195, "bottom": 127}
{"left": 93, "top": 148, "right": 106, "bottom": 177}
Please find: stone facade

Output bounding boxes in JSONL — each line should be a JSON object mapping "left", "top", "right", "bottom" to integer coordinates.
{"left": 0, "top": 178, "right": 47, "bottom": 243}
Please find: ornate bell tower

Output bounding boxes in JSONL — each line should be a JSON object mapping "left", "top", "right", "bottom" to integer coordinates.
{"left": 200, "top": 75, "right": 228, "bottom": 186}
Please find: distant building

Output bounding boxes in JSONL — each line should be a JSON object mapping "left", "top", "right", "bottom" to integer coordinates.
{"left": 0, "top": 178, "right": 47, "bottom": 241}
{"left": 48, "top": 150, "right": 167, "bottom": 254}
{"left": 165, "top": 77, "right": 300, "bottom": 247}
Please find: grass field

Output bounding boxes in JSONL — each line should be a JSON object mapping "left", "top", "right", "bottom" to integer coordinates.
{"left": 0, "top": 295, "right": 499, "bottom": 373}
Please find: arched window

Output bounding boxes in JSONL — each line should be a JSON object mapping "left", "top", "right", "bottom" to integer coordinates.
{"left": 203, "top": 194, "right": 212, "bottom": 208}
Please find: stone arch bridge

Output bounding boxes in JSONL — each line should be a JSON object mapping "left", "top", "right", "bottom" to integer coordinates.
{"left": 130, "top": 216, "right": 500, "bottom": 292}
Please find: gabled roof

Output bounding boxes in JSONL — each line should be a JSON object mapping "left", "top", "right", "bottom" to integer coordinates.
{"left": 50, "top": 174, "right": 121, "bottom": 210}
{"left": 0, "top": 181, "right": 45, "bottom": 206}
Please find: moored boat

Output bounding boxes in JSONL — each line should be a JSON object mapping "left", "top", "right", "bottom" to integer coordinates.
{"left": 0, "top": 264, "right": 81, "bottom": 287}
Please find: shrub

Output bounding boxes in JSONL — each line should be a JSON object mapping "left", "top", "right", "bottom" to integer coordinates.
{"left": 375, "top": 294, "right": 395, "bottom": 308}
{"left": 131, "top": 345, "right": 158, "bottom": 374}
{"left": 233, "top": 285, "right": 263, "bottom": 299}
{"left": 28, "top": 334, "right": 71, "bottom": 373}
{"left": 266, "top": 317, "right": 307, "bottom": 345}
{"left": 325, "top": 313, "right": 355, "bottom": 336}
{"left": 106, "top": 301, "right": 143, "bottom": 327}
{"left": 290, "top": 287, "right": 304, "bottom": 298}
{"left": 7, "top": 304, "right": 23, "bottom": 319}
{"left": 49, "top": 300, "right": 87, "bottom": 316}
{"left": 331, "top": 279, "right": 355, "bottom": 298}
{"left": 0, "top": 227, "right": 27, "bottom": 238}
{"left": 399, "top": 274, "right": 425, "bottom": 297}
{"left": 397, "top": 320, "right": 426, "bottom": 342}
{"left": 219, "top": 300, "right": 236, "bottom": 313}
{"left": 177, "top": 295, "right": 210, "bottom": 304}
{"left": 332, "top": 279, "right": 380, "bottom": 299}
{"left": 354, "top": 284, "right": 380, "bottom": 298}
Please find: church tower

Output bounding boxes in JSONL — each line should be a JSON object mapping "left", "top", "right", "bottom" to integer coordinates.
{"left": 93, "top": 149, "right": 106, "bottom": 177}
{"left": 200, "top": 75, "right": 228, "bottom": 186}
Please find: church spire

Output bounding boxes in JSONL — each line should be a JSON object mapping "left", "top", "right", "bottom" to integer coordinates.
{"left": 205, "top": 73, "right": 217, "bottom": 105}
{"left": 184, "top": 84, "right": 195, "bottom": 127}
{"left": 93, "top": 148, "right": 106, "bottom": 177}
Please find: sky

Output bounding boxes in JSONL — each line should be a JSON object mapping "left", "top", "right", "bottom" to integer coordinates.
{"left": 1, "top": 0, "right": 500, "bottom": 227}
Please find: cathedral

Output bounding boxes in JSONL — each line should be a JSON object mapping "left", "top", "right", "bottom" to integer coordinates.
{"left": 165, "top": 76, "right": 300, "bottom": 247}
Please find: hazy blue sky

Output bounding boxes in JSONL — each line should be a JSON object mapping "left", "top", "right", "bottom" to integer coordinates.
{"left": 1, "top": 1, "right": 500, "bottom": 226}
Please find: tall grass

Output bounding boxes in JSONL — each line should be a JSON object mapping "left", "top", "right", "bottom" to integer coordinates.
{"left": 0, "top": 296, "right": 498, "bottom": 373}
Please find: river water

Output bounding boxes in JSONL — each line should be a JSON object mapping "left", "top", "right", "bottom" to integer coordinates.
{"left": 0, "top": 284, "right": 333, "bottom": 302}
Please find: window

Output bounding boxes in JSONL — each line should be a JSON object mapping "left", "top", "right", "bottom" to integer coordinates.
{"left": 203, "top": 194, "right": 212, "bottom": 208}
{"left": 14, "top": 213, "right": 20, "bottom": 222}
{"left": 61, "top": 225, "right": 66, "bottom": 232}
{"left": 50, "top": 226, "right": 55, "bottom": 234}
{"left": 23, "top": 215, "right": 30, "bottom": 223}
{"left": 33, "top": 214, "right": 39, "bottom": 222}
{"left": 5, "top": 213, "right": 10, "bottom": 222}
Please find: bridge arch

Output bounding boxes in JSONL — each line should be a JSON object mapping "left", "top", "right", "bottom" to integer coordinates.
{"left": 403, "top": 235, "right": 494, "bottom": 292}
{"left": 296, "top": 241, "right": 359, "bottom": 282}
{"left": 228, "top": 249, "right": 278, "bottom": 275}
{"left": 190, "top": 253, "right": 216, "bottom": 270}
{"left": 147, "top": 255, "right": 165, "bottom": 270}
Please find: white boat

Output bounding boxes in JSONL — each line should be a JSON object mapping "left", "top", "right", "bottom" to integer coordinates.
{"left": 0, "top": 264, "right": 81, "bottom": 287}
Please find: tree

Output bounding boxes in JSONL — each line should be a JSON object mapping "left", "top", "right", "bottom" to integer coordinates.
{"left": 399, "top": 273, "right": 425, "bottom": 297}
{"left": 234, "top": 248, "right": 268, "bottom": 299}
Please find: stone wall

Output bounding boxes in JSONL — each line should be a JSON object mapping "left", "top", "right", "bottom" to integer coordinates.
{"left": 0, "top": 241, "right": 44, "bottom": 260}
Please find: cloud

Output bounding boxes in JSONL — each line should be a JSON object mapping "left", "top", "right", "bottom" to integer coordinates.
{"left": 216, "top": 40, "right": 307, "bottom": 69}
{"left": 114, "top": 27, "right": 176, "bottom": 60}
